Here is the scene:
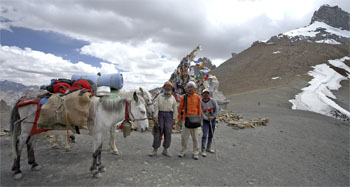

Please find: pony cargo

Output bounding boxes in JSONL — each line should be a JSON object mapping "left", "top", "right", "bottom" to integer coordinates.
{"left": 69, "top": 79, "right": 96, "bottom": 95}
{"left": 46, "top": 78, "right": 74, "bottom": 94}
{"left": 71, "top": 73, "right": 123, "bottom": 90}
{"left": 37, "top": 91, "right": 91, "bottom": 130}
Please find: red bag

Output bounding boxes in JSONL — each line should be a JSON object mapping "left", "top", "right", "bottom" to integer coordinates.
{"left": 69, "top": 79, "right": 95, "bottom": 95}
{"left": 53, "top": 82, "right": 71, "bottom": 93}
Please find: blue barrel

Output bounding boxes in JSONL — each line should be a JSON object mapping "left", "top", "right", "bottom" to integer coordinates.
{"left": 71, "top": 73, "right": 123, "bottom": 90}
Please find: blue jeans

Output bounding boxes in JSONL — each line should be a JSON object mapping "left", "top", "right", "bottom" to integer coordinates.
{"left": 201, "top": 119, "right": 216, "bottom": 150}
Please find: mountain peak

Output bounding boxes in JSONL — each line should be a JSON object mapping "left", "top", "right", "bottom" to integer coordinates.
{"left": 311, "top": 5, "right": 350, "bottom": 30}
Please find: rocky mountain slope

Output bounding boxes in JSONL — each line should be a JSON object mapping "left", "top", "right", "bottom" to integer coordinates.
{"left": 213, "top": 5, "right": 350, "bottom": 96}
{"left": 0, "top": 80, "right": 39, "bottom": 108}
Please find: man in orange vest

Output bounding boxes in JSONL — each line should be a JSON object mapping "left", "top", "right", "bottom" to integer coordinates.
{"left": 177, "top": 81, "right": 202, "bottom": 160}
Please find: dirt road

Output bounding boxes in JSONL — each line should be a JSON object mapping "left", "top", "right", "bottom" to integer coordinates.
{"left": 1, "top": 80, "right": 349, "bottom": 186}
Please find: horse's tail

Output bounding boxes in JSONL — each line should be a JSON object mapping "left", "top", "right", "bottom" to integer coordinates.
{"left": 10, "top": 101, "right": 20, "bottom": 136}
{"left": 10, "top": 101, "right": 21, "bottom": 159}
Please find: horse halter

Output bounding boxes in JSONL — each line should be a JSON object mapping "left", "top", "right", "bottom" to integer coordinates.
{"left": 145, "top": 99, "right": 154, "bottom": 107}
{"left": 124, "top": 99, "right": 148, "bottom": 122}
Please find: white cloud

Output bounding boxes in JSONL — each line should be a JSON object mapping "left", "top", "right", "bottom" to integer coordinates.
{"left": 0, "top": 44, "right": 176, "bottom": 91}
{"left": 0, "top": 45, "right": 107, "bottom": 86}
{"left": 80, "top": 40, "right": 179, "bottom": 90}
{"left": 2, "top": 0, "right": 349, "bottom": 58}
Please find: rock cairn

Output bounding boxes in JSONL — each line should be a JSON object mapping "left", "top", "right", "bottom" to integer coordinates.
{"left": 216, "top": 110, "right": 269, "bottom": 130}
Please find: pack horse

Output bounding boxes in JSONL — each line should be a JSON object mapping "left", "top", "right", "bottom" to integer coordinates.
{"left": 10, "top": 90, "right": 149, "bottom": 179}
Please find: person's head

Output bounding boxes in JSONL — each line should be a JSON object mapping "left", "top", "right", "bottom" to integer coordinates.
{"left": 187, "top": 81, "right": 196, "bottom": 95}
{"left": 202, "top": 89, "right": 210, "bottom": 99}
{"left": 163, "top": 81, "right": 173, "bottom": 94}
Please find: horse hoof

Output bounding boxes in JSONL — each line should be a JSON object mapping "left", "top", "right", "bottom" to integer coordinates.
{"left": 112, "top": 150, "right": 119, "bottom": 155}
{"left": 99, "top": 166, "right": 106, "bottom": 172}
{"left": 31, "top": 165, "right": 41, "bottom": 171}
{"left": 93, "top": 172, "right": 102, "bottom": 178}
{"left": 13, "top": 173, "right": 23, "bottom": 180}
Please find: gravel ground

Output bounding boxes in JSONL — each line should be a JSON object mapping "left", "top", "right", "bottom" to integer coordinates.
{"left": 0, "top": 79, "right": 349, "bottom": 186}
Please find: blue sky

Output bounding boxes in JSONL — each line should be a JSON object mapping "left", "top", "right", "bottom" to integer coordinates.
{"left": 1, "top": 26, "right": 104, "bottom": 67}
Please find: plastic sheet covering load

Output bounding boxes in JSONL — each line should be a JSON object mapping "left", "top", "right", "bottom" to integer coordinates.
{"left": 71, "top": 73, "right": 123, "bottom": 90}
{"left": 37, "top": 91, "right": 91, "bottom": 130}
{"left": 96, "top": 86, "right": 111, "bottom": 96}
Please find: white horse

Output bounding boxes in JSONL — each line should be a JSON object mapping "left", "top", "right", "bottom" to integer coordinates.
{"left": 108, "top": 88, "right": 154, "bottom": 154}
{"left": 89, "top": 92, "right": 149, "bottom": 178}
{"left": 10, "top": 91, "right": 148, "bottom": 179}
{"left": 49, "top": 87, "right": 154, "bottom": 154}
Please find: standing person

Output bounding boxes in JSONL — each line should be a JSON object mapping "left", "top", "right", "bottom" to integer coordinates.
{"left": 149, "top": 81, "right": 177, "bottom": 157}
{"left": 200, "top": 89, "right": 219, "bottom": 157}
{"left": 177, "top": 81, "right": 202, "bottom": 160}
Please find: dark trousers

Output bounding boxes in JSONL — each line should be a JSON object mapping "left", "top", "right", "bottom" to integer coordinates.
{"left": 152, "top": 111, "right": 173, "bottom": 149}
{"left": 201, "top": 119, "right": 216, "bottom": 150}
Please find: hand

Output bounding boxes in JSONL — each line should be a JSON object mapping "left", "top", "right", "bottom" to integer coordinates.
{"left": 172, "top": 119, "right": 175, "bottom": 125}
{"left": 154, "top": 117, "right": 158, "bottom": 123}
{"left": 178, "top": 120, "right": 182, "bottom": 127}
{"left": 208, "top": 116, "right": 215, "bottom": 121}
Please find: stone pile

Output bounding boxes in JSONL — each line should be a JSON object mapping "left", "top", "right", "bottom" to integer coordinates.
{"left": 216, "top": 110, "right": 269, "bottom": 130}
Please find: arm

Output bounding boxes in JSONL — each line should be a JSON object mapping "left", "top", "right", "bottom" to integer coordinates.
{"left": 201, "top": 102, "right": 208, "bottom": 120}
{"left": 198, "top": 95, "right": 202, "bottom": 117}
{"left": 172, "top": 96, "right": 178, "bottom": 121}
{"left": 212, "top": 99, "right": 219, "bottom": 118}
{"left": 153, "top": 96, "right": 159, "bottom": 122}
{"left": 178, "top": 95, "right": 184, "bottom": 120}
{"left": 153, "top": 96, "right": 159, "bottom": 118}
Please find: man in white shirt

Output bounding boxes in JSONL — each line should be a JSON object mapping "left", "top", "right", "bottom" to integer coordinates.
{"left": 149, "top": 81, "right": 178, "bottom": 157}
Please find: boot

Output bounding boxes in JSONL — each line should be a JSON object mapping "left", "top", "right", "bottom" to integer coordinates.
{"left": 162, "top": 148, "right": 172, "bottom": 157}
{"left": 201, "top": 149, "right": 207, "bottom": 157}
{"left": 149, "top": 148, "right": 158, "bottom": 157}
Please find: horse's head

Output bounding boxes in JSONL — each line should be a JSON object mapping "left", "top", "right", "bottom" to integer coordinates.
{"left": 139, "top": 87, "right": 154, "bottom": 119}
{"left": 130, "top": 92, "right": 149, "bottom": 132}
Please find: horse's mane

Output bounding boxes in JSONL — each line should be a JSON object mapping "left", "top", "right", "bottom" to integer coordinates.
{"left": 100, "top": 98, "right": 126, "bottom": 112}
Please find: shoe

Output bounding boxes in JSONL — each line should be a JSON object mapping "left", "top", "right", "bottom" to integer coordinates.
{"left": 149, "top": 148, "right": 158, "bottom": 157}
{"left": 201, "top": 151, "right": 207, "bottom": 157}
{"left": 162, "top": 148, "right": 172, "bottom": 157}
{"left": 193, "top": 155, "right": 199, "bottom": 160}
{"left": 178, "top": 152, "right": 184, "bottom": 158}
{"left": 206, "top": 148, "right": 215, "bottom": 154}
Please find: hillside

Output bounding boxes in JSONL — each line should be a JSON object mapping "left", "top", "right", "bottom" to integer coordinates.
{"left": 213, "top": 5, "right": 349, "bottom": 96}
{"left": 0, "top": 80, "right": 39, "bottom": 107}
{"left": 213, "top": 42, "right": 349, "bottom": 95}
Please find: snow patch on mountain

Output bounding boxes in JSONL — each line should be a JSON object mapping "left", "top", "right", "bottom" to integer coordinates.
{"left": 289, "top": 56, "right": 350, "bottom": 121}
{"left": 283, "top": 21, "right": 350, "bottom": 38}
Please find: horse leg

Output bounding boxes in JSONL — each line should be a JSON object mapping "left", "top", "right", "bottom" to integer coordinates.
{"left": 63, "top": 134, "right": 71, "bottom": 152}
{"left": 91, "top": 132, "right": 103, "bottom": 178}
{"left": 97, "top": 144, "right": 106, "bottom": 172}
{"left": 109, "top": 124, "right": 119, "bottom": 155}
{"left": 50, "top": 134, "right": 59, "bottom": 149}
{"left": 12, "top": 130, "right": 28, "bottom": 179}
{"left": 26, "top": 134, "right": 41, "bottom": 171}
